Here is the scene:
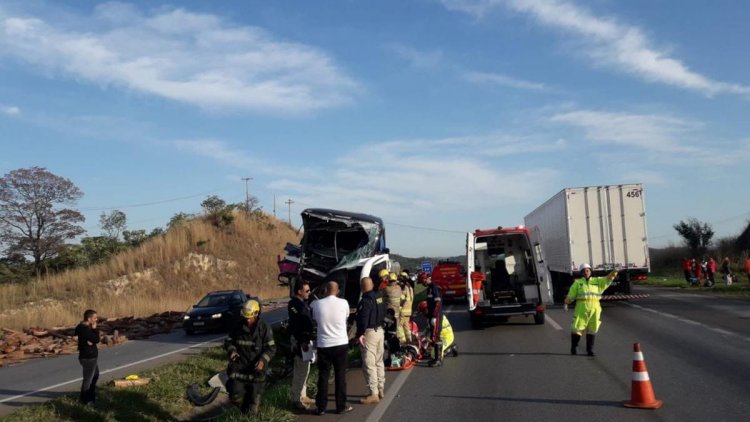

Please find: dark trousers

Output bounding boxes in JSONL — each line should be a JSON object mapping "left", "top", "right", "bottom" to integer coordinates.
{"left": 316, "top": 344, "right": 348, "bottom": 413}
{"left": 227, "top": 378, "right": 265, "bottom": 414}
{"left": 79, "top": 358, "right": 99, "bottom": 404}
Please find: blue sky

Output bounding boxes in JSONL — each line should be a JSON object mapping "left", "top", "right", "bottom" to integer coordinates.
{"left": 1, "top": 0, "right": 748, "bottom": 257}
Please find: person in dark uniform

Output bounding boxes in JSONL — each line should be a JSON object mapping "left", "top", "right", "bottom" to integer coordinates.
{"left": 288, "top": 280, "right": 315, "bottom": 410}
{"left": 355, "top": 276, "right": 387, "bottom": 404}
{"left": 74, "top": 309, "right": 100, "bottom": 406}
{"left": 225, "top": 298, "right": 276, "bottom": 415}
{"left": 418, "top": 271, "right": 444, "bottom": 366}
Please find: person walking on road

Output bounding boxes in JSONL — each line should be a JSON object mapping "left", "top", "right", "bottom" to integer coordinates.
{"left": 287, "top": 280, "right": 315, "bottom": 410}
{"left": 418, "top": 271, "right": 444, "bottom": 366}
{"left": 75, "top": 309, "right": 100, "bottom": 407}
{"left": 310, "top": 281, "right": 353, "bottom": 415}
{"left": 564, "top": 264, "right": 618, "bottom": 356}
{"left": 225, "top": 299, "right": 276, "bottom": 415}
{"left": 744, "top": 256, "right": 750, "bottom": 284}
{"left": 355, "top": 276, "right": 386, "bottom": 405}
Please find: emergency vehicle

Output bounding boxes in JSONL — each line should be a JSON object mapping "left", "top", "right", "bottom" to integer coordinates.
{"left": 466, "top": 226, "right": 551, "bottom": 328}
{"left": 430, "top": 260, "right": 467, "bottom": 301}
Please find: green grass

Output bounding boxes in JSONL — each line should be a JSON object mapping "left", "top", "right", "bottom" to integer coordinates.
{"left": 639, "top": 273, "right": 750, "bottom": 296}
{"left": 1, "top": 325, "right": 368, "bottom": 422}
{"left": 1, "top": 334, "right": 298, "bottom": 422}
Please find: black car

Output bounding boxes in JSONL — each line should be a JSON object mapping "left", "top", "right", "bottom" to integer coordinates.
{"left": 183, "top": 290, "right": 251, "bottom": 335}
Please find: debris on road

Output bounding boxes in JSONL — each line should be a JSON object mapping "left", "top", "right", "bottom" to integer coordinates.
{"left": 0, "top": 311, "right": 184, "bottom": 367}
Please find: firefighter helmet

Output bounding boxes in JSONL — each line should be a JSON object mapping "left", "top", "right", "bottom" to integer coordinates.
{"left": 417, "top": 300, "right": 428, "bottom": 314}
{"left": 417, "top": 271, "right": 430, "bottom": 283}
{"left": 241, "top": 299, "right": 261, "bottom": 319}
{"left": 389, "top": 272, "right": 398, "bottom": 281}
{"left": 379, "top": 269, "right": 390, "bottom": 278}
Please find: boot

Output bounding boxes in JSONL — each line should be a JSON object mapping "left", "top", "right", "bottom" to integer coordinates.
{"left": 428, "top": 342, "right": 443, "bottom": 367}
{"left": 586, "top": 334, "right": 596, "bottom": 356}
{"left": 451, "top": 344, "right": 459, "bottom": 357}
{"left": 570, "top": 333, "right": 581, "bottom": 355}
{"left": 360, "top": 393, "right": 379, "bottom": 405}
{"left": 378, "top": 389, "right": 384, "bottom": 399}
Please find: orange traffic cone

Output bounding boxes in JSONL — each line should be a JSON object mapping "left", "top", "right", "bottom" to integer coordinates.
{"left": 623, "top": 343, "right": 663, "bottom": 409}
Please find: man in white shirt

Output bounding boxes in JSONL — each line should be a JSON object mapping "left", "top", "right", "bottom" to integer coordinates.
{"left": 310, "top": 281, "right": 353, "bottom": 415}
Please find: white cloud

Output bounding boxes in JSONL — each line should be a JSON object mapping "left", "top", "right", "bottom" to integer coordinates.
{"left": 550, "top": 109, "right": 748, "bottom": 166}
{"left": 442, "top": 0, "right": 750, "bottom": 97}
{"left": 0, "top": 5, "right": 359, "bottom": 113}
{"left": 0, "top": 104, "right": 20, "bottom": 115}
{"left": 463, "top": 70, "right": 546, "bottom": 91}
{"left": 387, "top": 44, "right": 444, "bottom": 69}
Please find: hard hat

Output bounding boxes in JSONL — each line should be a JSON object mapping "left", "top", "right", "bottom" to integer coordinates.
{"left": 389, "top": 272, "right": 398, "bottom": 281}
{"left": 579, "top": 263, "right": 592, "bottom": 272}
{"left": 400, "top": 271, "right": 408, "bottom": 278}
{"left": 417, "top": 301, "right": 428, "bottom": 313}
{"left": 417, "top": 271, "right": 430, "bottom": 282}
{"left": 379, "top": 269, "right": 390, "bottom": 278}
{"left": 241, "top": 299, "right": 261, "bottom": 319}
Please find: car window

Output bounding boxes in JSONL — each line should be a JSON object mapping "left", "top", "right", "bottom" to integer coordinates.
{"left": 231, "top": 293, "right": 243, "bottom": 304}
{"left": 197, "top": 294, "right": 230, "bottom": 307}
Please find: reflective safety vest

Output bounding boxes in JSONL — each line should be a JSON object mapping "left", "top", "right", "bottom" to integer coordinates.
{"left": 566, "top": 276, "right": 612, "bottom": 311}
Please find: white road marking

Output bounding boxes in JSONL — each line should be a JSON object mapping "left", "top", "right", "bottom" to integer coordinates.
{"left": 0, "top": 335, "right": 225, "bottom": 404}
{"left": 366, "top": 364, "right": 413, "bottom": 422}
{"left": 623, "top": 302, "right": 750, "bottom": 343}
{"left": 545, "top": 314, "right": 563, "bottom": 331}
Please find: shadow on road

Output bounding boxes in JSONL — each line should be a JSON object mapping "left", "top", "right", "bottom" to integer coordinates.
{"left": 434, "top": 394, "right": 621, "bottom": 408}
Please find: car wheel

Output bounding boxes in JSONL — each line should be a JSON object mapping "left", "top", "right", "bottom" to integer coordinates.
{"left": 534, "top": 311, "right": 545, "bottom": 325}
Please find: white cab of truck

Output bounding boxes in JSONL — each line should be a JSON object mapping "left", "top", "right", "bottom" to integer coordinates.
{"left": 524, "top": 184, "right": 650, "bottom": 303}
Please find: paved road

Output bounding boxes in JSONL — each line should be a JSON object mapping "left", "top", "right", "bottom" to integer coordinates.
{"left": 372, "top": 286, "right": 750, "bottom": 422}
{"left": 0, "top": 307, "right": 288, "bottom": 417}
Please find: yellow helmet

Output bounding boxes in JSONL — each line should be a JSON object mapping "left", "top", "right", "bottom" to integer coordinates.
{"left": 400, "top": 271, "right": 408, "bottom": 278}
{"left": 378, "top": 269, "right": 390, "bottom": 278}
{"left": 389, "top": 272, "right": 398, "bottom": 281}
{"left": 241, "top": 299, "right": 260, "bottom": 319}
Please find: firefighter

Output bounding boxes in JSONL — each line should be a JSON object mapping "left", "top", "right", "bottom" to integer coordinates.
{"left": 418, "top": 271, "right": 443, "bottom": 366}
{"left": 564, "top": 264, "right": 618, "bottom": 356}
{"left": 377, "top": 268, "right": 390, "bottom": 290}
{"left": 224, "top": 299, "right": 276, "bottom": 415}
{"left": 384, "top": 272, "right": 402, "bottom": 342}
{"left": 417, "top": 301, "right": 457, "bottom": 366}
{"left": 398, "top": 271, "right": 414, "bottom": 343}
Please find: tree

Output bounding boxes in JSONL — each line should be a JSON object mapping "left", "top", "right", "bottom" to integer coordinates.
{"left": 100, "top": 210, "right": 127, "bottom": 240}
{"left": 0, "top": 167, "right": 85, "bottom": 277}
{"left": 168, "top": 212, "right": 193, "bottom": 229}
{"left": 673, "top": 218, "right": 714, "bottom": 256}
{"left": 201, "top": 195, "right": 237, "bottom": 227}
{"left": 735, "top": 220, "right": 750, "bottom": 252}
{"left": 123, "top": 229, "right": 147, "bottom": 247}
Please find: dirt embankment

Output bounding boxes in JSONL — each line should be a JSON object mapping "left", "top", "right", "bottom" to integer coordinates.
{"left": 0, "top": 213, "right": 300, "bottom": 365}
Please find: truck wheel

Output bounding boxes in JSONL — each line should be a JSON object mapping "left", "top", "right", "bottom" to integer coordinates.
{"left": 534, "top": 311, "right": 545, "bottom": 325}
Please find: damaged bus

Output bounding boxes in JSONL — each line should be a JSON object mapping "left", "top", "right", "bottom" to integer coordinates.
{"left": 277, "top": 208, "right": 391, "bottom": 308}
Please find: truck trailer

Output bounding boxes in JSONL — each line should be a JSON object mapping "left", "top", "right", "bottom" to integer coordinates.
{"left": 524, "top": 184, "right": 650, "bottom": 303}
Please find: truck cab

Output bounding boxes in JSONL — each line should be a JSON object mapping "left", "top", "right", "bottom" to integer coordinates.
{"left": 431, "top": 260, "right": 467, "bottom": 301}
{"left": 466, "top": 226, "right": 552, "bottom": 328}
{"left": 278, "top": 208, "right": 390, "bottom": 308}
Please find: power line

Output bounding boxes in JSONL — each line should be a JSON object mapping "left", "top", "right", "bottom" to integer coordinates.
{"left": 79, "top": 189, "right": 229, "bottom": 211}
{"left": 384, "top": 221, "right": 466, "bottom": 234}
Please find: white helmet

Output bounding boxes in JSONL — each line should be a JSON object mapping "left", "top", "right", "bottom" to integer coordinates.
{"left": 579, "top": 263, "right": 592, "bottom": 272}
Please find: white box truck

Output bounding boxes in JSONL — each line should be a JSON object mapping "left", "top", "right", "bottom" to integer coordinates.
{"left": 524, "top": 184, "right": 649, "bottom": 303}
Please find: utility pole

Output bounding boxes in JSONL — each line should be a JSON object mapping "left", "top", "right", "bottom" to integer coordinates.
{"left": 273, "top": 194, "right": 277, "bottom": 218}
{"left": 241, "top": 177, "right": 253, "bottom": 211}
{"left": 285, "top": 198, "right": 295, "bottom": 225}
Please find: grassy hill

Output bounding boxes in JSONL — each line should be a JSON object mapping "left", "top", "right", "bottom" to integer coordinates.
{"left": 0, "top": 213, "right": 299, "bottom": 331}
